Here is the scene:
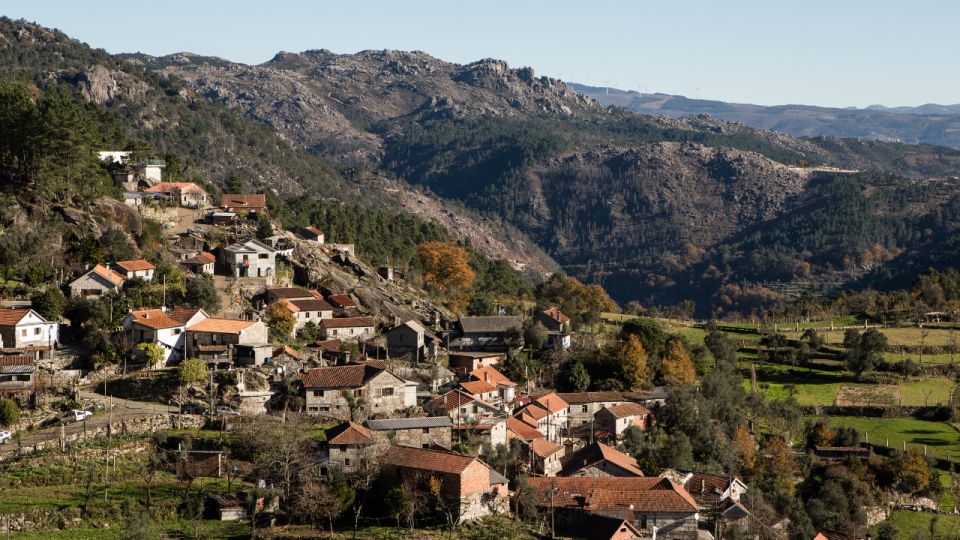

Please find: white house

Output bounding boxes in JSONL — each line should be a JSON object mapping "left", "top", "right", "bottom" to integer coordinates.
{"left": 184, "top": 252, "right": 216, "bottom": 276}
{"left": 113, "top": 260, "right": 156, "bottom": 283}
{"left": 144, "top": 182, "right": 209, "bottom": 208}
{"left": 319, "top": 317, "right": 376, "bottom": 340}
{"left": 221, "top": 238, "right": 277, "bottom": 284}
{"left": 301, "top": 226, "right": 325, "bottom": 244}
{"left": 0, "top": 309, "right": 59, "bottom": 350}
{"left": 123, "top": 309, "right": 186, "bottom": 365}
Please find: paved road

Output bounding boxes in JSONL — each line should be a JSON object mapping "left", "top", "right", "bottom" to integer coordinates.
{"left": 0, "top": 390, "right": 175, "bottom": 460}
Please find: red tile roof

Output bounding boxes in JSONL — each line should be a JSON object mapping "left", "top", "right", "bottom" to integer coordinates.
{"left": 603, "top": 402, "right": 652, "bottom": 419}
{"left": 530, "top": 438, "right": 564, "bottom": 459}
{"left": 429, "top": 390, "right": 475, "bottom": 412}
{"left": 327, "top": 294, "right": 358, "bottom": 308}
{"left": 561, "top": 442, "right": 645, "bottom": 477}
{"left": 542, "top": 307, "right": 571, "bottom": 324}
{"left": 325, "top": 421, "right": 374, "bottom": 446}
{"left": 144, "top": 182, "right": 206, "bottom": 194}
{"left": 273, "top": 345, "right": 303, "bottom": 360}
{"left": 91, "top": 264, "right": 125, "bottom": 286}
{"left": 321, "top": 317, "right": 374, "bottom": 329}
{"left": 684, "top": 472, "right": 736, "bottom": 501}
{"left": 527, "top": 477, "right": 698, "bottom": 513}
{"left": 380, "top": 445, "right": 478, "bottom": 475}
{"left": 220, "top": 194, "right": 266, "bottom": 209}
{"left": 115, "top": 259, "right": 156, "bottom": 272}
{"left": 301, "top": 364, "right": 382, "bottom": 389}
{"left": 168, "top": 307, "right": 205, "bottom": 324}
{"left": 290, "top": 299, "right": 335, "bottom": 312}
{"left": 506, "top": 417, "right": 544, "bottom": 441}
{"left": 459, "top": 379, "right": 497, "bottom": 396}
{"left": 267, "top": 287, "right": 313, "bottom": 300}
{"left": 469, "top": 366, "right": 515, "bottom": 387}
{"left": 187, "top": 318, "right": 257, "bottom": 334}
{"left": 187, "top": 252, "right": 216, "bottom": 264}
{"left": 0, "top": 309, "right": 31, "bottom": 326}
{"left": 304, "top": 226, "right": 324, "bottom": 236}
{"left": 128, "top": 309, "right": 184, "bottom": 330}
{"left": 533, "top": 392, "right": 568, "bottom": 414}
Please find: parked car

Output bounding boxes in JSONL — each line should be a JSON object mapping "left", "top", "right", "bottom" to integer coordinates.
{"left": 0, "top": 431, "right": 11, "bottom": 444}
{"left": 71, "top": 410, "right": 93, "bottom": 422}
{"left": 215, "top": 406, "right": 240, "bottom": 417}
{"left": 180, "top": 403, "right": 207, "bottom": 415}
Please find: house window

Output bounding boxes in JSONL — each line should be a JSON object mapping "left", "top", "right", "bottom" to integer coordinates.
{"left": 312, "top": 390, "right": 321, "bottom": 397}
{"left": 343, "top": 458, "right": 351, "bottom": 466}
{"left": 173, "top": 329, "right": 182, "bottom": 335}
{"left": 381, "top": 387, "right": 394, "bottom": 397}
{"left": 422, "top": 428, "right": 430, "bottom": 434}
{"left": 582, "top": 405, "right": 588, "bottom": 413}
{"left": 259, "top": 254, "right": 269, "bottom": 259}
{"left": 20, "top": 329, "right": 26, "bottom": 337}
{"left": 422, "top": 443, "right": 430, "bottom": 449}
{"left": 34, "top": 328, "right": 40, "bottom": 335}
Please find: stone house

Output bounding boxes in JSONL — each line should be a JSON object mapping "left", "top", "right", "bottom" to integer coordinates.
{"left": 123, "top": 309, "right": 186, "bottom": 365}
{"left": 221, "top": 238, "right": 277, "bottom": 282}
{"left": 529, "top": 438, "right": 565, "bottom": 477}
{"left": 275, "top": 298, "right": 334, "bottom": 336}
{"left": 68, "top": 264, "right": 125, "bottom": 298}
{"left": 0, "top": 356, "right": 36, "bottom": 395}
{"left": 386, "top": 320, "right": 438, "bottom": 361}
{"left": 594, "top": 402, "right": 654, "bottom": 440}
{"left": 536, "top": 307, "right": 572, "bottom": 350}
{"left": 429, "top": 389, "right": 503, "bottom": 426}
{"left": 184, "top": 252, "right": 216, "bottom": 276}
{"left": 302, "top": 363, "right": 415, "bottom": 420}
{"left": 321, "top": 421, "right": 375, "bottom": 475}
{"left": 454, "top": 416, "right": 508, "bottom": 450}
{"left": 559, "top": 442, "right": 645, "bottom": 477}
{"left": 113, "top": 259, "right": 156, "bottom": 282}
{"left": 454, "top": 316, "right": 523, "bottom": 350}
{"left": 365, "top": 416, "right": 453, "bottom": 449}
{"left": 558, "top": 391, "right": 649, "bottom": 433}
{"left": 675, "top": 471, "right": 748, "bottom": 510}
{"left": 319, "top": 317, "right": 376, "bottom": 341}
{"left": 448, "top": 351, "right": 502, "bottom": 376}
{"left": 0, "top": 309, "right": 59, "bottom": 350}
{"left": 379, "top": 445, "right": 509, "bottom": 522}
{"left": 526, "top": 476, "right": 700, "bottom": 540}
{"left": 186, "top": 317, "right": 272, "bottom": 358}
{"left": 554, "top": 513, "right": 645, "bottom": 540}
{"left": 143, "top": 182, "right": 209, "bottom": 208}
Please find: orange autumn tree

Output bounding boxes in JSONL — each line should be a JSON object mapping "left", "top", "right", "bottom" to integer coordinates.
{"left": 416, "top": 241, "right": 476, "bottom": 293}
{"left": 660, "top": 338, "right": 696, "bottom": 386}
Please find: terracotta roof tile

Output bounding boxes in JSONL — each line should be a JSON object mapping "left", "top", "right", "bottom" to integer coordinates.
{"left": 304, "top": 226, "right": 324, "bottom": 236}
{"left": 187, "top": 318, "right": 257, "bottom": 334}
{"left": 290, "top": 299, "right": 335, "bottom": 312}
{"left": 460, "top": 380, "right": 497, "bottom": 396}
{"left": 0, "top": 309, "right": 31, "bottom": 326}
{"left": 220, "top": 194, "right": 266, "bottom": 209}
{"left": 542, "top": 307, "right": 571, "bottom": 324}
{"left": 506, "top": 417, "right": 544, "bottom": 441}
{"left": 144, "top": 182, "right": 206, "bottom": 194}
{"left": 327, "top": 294, "right": 358, "bottom": 308}
{"left": 91, "top": 264, "right": 125, "bottom": 286}
{"left": 115, "top": 259, "right": 156, "bottom": 272}
{"left": 527, "top": 477, "right": 698, "bottom": 513}
{"left": 530, "top": 438, "right": 564, "bottom": 459}
{"left": 321, "top": 317, "right": 374, "bottom": 329}
{"left": 267, "top": 287, "right": 313, "bottom": 300}
{"left": 128, "top": 309, "right": 184, "bottom": 330}
{"left": 534, "top": 392, "right": 568, "bottom": 414}
{"left": 325, "top": 421, "right": 374, "bottom": 446}
{"left": 560, "top": 442, "right": 645, "bottom": 477}
{"left": 429, "top": 390, "right": 475, "bottom": 412}
{"left": 380, "top": 445, "right": 478, "bottom": 475}
{"left": 603, "top": 402, "right": 652, "bottom": 419}
{"left": 168, "top": 307, "right": 205, "bottom": 324}
{"left": 187, "top": 252, "right": 216, "bottom": 264}
{"left": 301, "top": 364, "right": 382, "bottom": 389}
{"left": 469, "top": 366, "right": 515, "bottom": 387}
{"left": 273, "top": 345, "right": 303, "bottom": 360}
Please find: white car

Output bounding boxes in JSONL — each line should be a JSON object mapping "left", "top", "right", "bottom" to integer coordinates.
{"left": 72, "top": 410, "right": 93, "bottom": 422}
{"left": 0, "top": 431, "right": 11, "bottom": 444}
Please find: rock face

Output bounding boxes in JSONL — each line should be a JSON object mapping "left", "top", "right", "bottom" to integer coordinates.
{"left": 147, "top": 49, "right": 596, "bottom": 164}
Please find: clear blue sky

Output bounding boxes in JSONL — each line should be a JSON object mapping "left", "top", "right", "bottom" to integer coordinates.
{"left": 3, "top": 0, "right": 956, "bottom": 108}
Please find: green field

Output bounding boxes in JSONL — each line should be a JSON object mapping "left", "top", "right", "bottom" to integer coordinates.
{"left": 820, "top": 416, "right": 960, "bottom": 460}
{"left": 877, "top": 511, "right": 960, "bottom": 540}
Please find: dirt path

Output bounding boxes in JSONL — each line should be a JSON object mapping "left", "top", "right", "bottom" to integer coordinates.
{"left": 0, "top": 390, "right": 174, "bottom": 460}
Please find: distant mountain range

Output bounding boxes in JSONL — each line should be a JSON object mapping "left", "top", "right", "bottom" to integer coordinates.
{"left": 570, "top": 83, "right": 960, "bottom": 149}
{"left": 6, "top": 16, "right": 960, "bottom": 315}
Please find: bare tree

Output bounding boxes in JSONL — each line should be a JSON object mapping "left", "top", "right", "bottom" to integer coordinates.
{"left": 134, "top": 441, "right": 165, "bottom": 510}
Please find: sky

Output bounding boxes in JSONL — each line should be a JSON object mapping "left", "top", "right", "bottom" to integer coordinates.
{"left": 3, "top": 0, "right": 957, "bottom": 108}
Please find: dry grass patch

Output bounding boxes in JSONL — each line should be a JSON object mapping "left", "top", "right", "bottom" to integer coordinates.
{"left": 834, "top": 384, "right": 900, "bottom": 407}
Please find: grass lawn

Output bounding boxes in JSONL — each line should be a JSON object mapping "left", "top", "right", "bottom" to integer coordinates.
{"left": 821, "top": 416, "right": 960, "bottom": 460}
{"left": 743, "top": 364, "right": 844, "bottom": 406}
{"left": 877, "top": 510, "right": 960, "bottom": 539}
{"left": 885, "top": 351, "right": 960, "bottom": 365}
